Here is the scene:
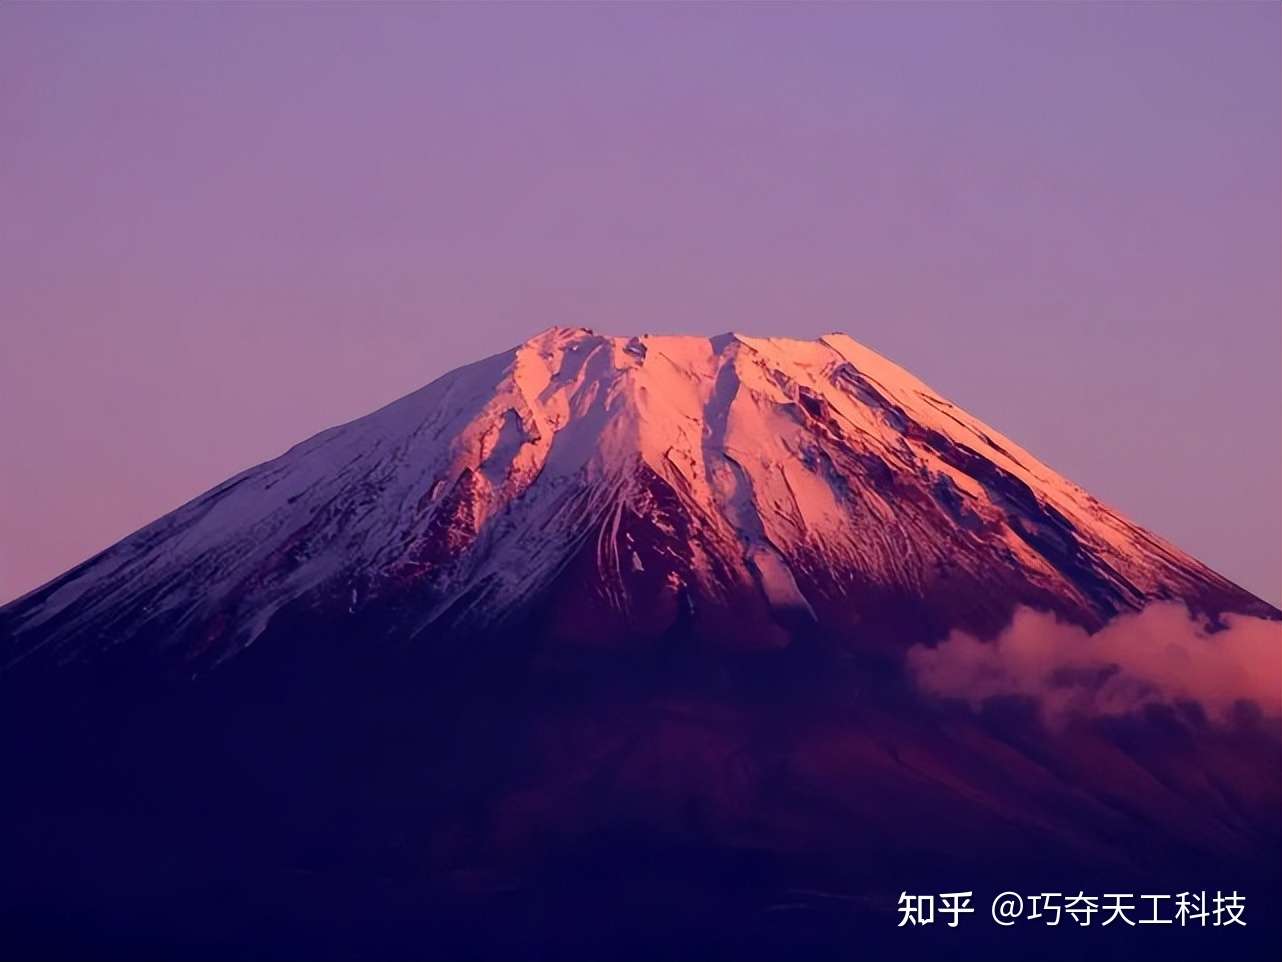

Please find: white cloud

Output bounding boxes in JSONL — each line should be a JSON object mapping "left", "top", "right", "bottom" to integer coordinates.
{"left": 906, "top": 603, "right": 1282, "bottom": 725}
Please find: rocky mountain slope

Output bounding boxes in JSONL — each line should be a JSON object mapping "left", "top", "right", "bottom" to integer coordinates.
{"left": 1, "top": 327, "right": 1276, "bottom": 961}
{"left": 3, "top": 327, "right": 1271, "bottom": 674}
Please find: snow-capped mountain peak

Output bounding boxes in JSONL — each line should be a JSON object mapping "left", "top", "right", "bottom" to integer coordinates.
{"left": 3, "top": 328, "right": 1272, "bottom": 670}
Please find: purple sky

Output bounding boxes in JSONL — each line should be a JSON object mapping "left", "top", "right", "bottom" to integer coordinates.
{"left": 2, "top": 3, "right": 1278, "bottom": 606}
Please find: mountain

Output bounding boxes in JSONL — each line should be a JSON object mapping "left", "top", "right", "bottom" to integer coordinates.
{"left": 2, "top": 327, "right": 1271, "bottom": 673}
{"left": 1, "top": 328, "right": 1278, "bottom": 961}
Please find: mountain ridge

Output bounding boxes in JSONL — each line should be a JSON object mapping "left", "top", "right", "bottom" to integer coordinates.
{"left": 2, "top": 326, "right": 1278, "bottom": 960}
{"left": 3, "top": 326, "right": 1273, "bottom": 675}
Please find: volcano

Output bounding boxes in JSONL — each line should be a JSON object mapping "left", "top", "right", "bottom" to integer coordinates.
{"left": 3, "top": 327, "right": 1271, "bottom": 667}
{"left": 2, "top": 328, "right": 1278, "bottom": 961}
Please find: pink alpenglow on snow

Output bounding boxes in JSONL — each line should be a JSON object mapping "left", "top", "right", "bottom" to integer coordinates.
{"left": 2, "top": 3, "right": 1279, "bottom": 611}
{"left": 2, "top": 327, "right": 1279, "bottom": 962}
{"left": 4, "top": 328, "right": 1274, "bottom": 674}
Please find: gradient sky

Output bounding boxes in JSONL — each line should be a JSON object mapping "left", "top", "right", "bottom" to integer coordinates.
{"left": 1, "top": 2, "right": 1278, "bottom": 606}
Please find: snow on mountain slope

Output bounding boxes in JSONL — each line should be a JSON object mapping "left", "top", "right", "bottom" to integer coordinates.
{"left": 2, "top": 327, "right": 1273, "bottom": 670}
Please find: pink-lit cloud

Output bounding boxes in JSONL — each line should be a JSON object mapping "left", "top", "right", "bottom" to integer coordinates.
{"left": 907, "top": 603, "right": 1282, "bottom": 725}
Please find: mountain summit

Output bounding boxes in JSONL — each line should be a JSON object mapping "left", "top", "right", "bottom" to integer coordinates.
{"left": 2, "top": 327, "right": 1271, "bottom": 673}
{"left": 2, "top": 328, "right": 1278, "bottom": 960}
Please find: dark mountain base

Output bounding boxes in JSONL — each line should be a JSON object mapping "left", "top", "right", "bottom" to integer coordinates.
{"left": 2, "top": 611, "right": 1279, "bottom": 961}
{"left": 4, "top": 848, "right": 1279, "bottom": 962}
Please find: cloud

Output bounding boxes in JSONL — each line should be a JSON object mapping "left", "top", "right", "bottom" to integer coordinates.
{"left": 906, "top": 603, "right": 1282, "bottom": 725}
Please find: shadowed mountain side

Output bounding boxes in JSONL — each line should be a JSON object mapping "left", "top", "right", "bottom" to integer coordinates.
{"left": 2, "top": 329, "right": 1278, "bottom": 960}
{"left": 3, "top": 329, "right": 1274, "bottom": 676}
{"left": 2, "top": 602, "right": 1278, "bottom": 960}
